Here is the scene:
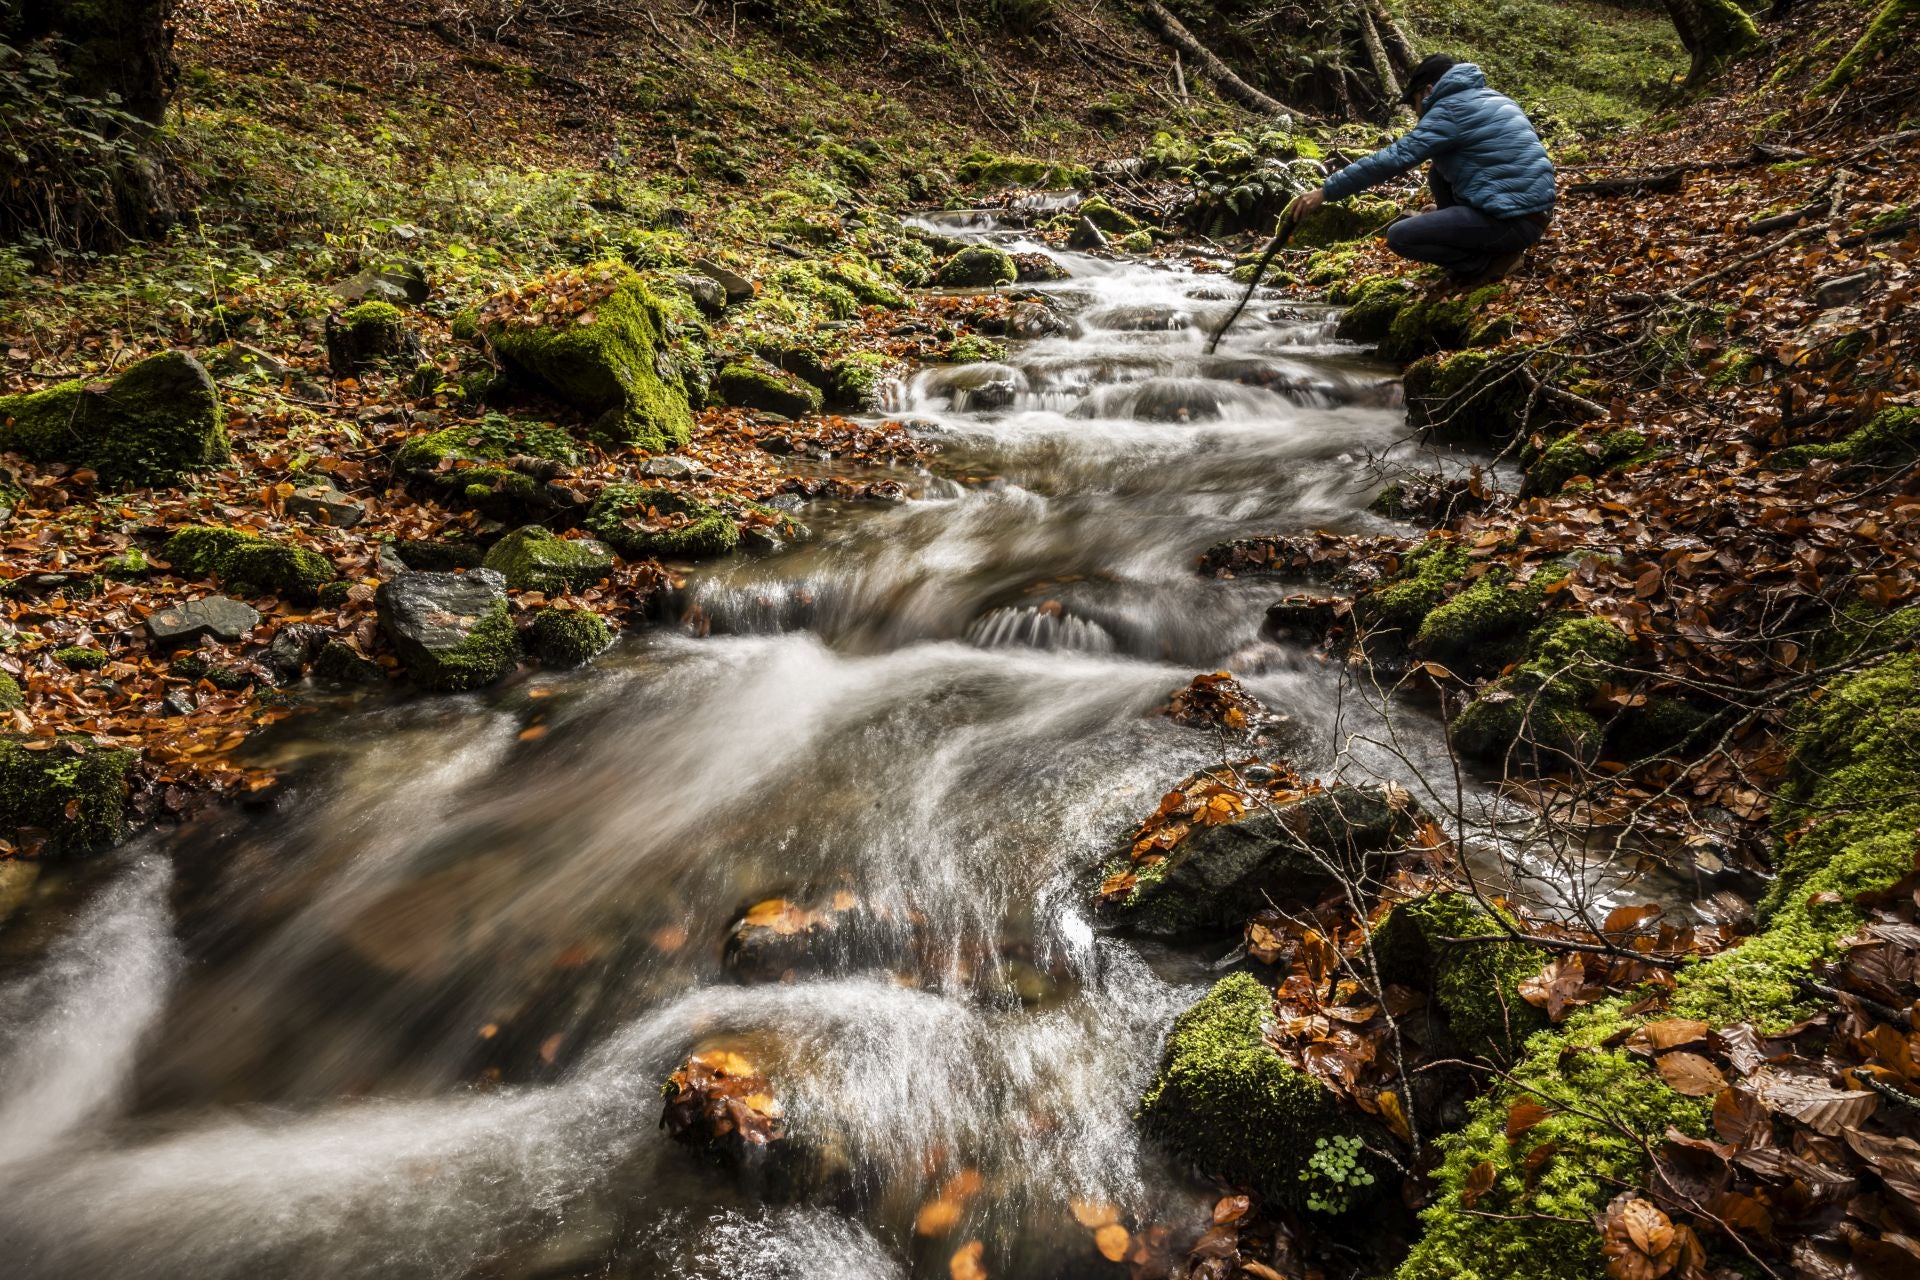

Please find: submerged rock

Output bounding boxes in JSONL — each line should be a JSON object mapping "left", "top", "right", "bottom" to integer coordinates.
{"left": 1140, "top": 972, "right": 1388, "bottom": 1207}
{"left": 1095, "top": 779, "right": 1420, "bottom": 937}
{"left": 661, "top": 1047, "right": 795, "bottom": 1181}
{"left": 722, "top": 892, "right": 915, "bottom": 983}
{"left": 375, "top": 568, "right": 518, "bottom": 691}
{"left": 0, "top": 351, "right": 228, "bottom": 487}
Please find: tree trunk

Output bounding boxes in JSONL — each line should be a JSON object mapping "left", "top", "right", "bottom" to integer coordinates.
{"left": 1660, "top": 0, "right": 1762, "bottom": 85}
{"left": 11, "top": 0, "right": 177, "bottom": 124}
{"left": 1354, "top": 1, "right": 1402, "bottom": 116}
{"left": 1141, "top": 1, "right": 1320, "bottom": 121}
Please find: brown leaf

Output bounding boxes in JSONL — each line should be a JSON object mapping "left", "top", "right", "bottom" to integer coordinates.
{"left": 1750, "top": 1068, "right": 1880, "bottom": 1136}
{"left": 1506, "top": 1098, "right": 1552, "bottom": 1141}
{"left": 1656, "top": 1051, "right": 1728, "bottom": 1097}
{"left": 1712, "top": 1086, "right": 1773, "bottom": 1151}
{"left": 1627, "top": 1019, "right": 1710, "bottom": 1056}
{"left": 1461, "top": 1159, "right": 1496, "bottom": 1209}
{"left": 1093, "top": 1224, "right": 1129, "bottom": 1263}
{"left": 949, "top": 1240, "right": 987, "bottom": 1280}
{"left": 1211, "top": 1194, "right": 1250, "bottom": 1225}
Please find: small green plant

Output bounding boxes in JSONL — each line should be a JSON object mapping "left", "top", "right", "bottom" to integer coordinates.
{"left": 1299, "top": 1133, "right": 1374, "bottom": 1214}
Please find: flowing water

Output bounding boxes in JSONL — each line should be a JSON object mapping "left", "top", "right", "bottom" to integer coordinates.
{"left": 0, "top": 223, "right": 1472, "bottom": 1278}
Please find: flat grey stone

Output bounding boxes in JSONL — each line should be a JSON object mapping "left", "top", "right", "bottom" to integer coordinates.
{"left": 692, "top": 257, "right": 753, "bottom": 303}
{"left": 147, "top": 596, "right": 261, "bottom": 646}
{"left": 286, "top": 482, "right": 366, "bottom": 529}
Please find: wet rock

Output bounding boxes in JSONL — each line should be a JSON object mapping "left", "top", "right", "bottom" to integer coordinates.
{"left": 375, "top": 568, "right": 519, "bottom": 692}
{"left": 285, "top": 481, "right": 365, "bottom": 529}
{"left": 935, "top": 244, "right": 1017, "bottom": 288}
{"left": 1066, "top": 217, "right": 1108, "bottom": 251}
{"left": 332, "top": 260, "right": 429, "bottom": 306}
{"left": 146, "top": 595, "right": 261, "bottom": 648}
{"left": 312, "top": 638, "right": 386, "bottom": 685}
{"left": 692, "top": 257, "right": 754, "bottom": 304}
{"left": 1095, "top": 780, "right": 1421, "bottom": 936}
{"left": 265, "top": 622, "right": 330, "bottom": 681}
{"left": 481, "top": 525, "right": 613, "bottom": 593}
{"left": 0, "top": 350, "right": 228, "bottom": 487}
{"left": 585, "top": 485, "right": 737, "bottom": 560}
{"left": 524, "top": 607, "right": 612, "bottom": 667}
{"left": 922, "top": 362, "right": 1027, "bottom": 412}
{"left": 714, "top": 358, "right": 823, "bottom": 418}
{"left": 1005, "top": 300, "right": 1070, "bottom": 339}
{"left": 723, "top": 892, "right": 914, "bottom": 983}
{"left": 1013, "top": 252, "right": 1069, "bottom": 283}
{"left": 1263, "top": 595, "right": 1351, "bottom": 647}
{"left": 1140, "top": 972, "right": 1389, "bottom": 1207}
{"left": 0, "top": 737, "right": 137, "bottom": 857}
{"left": 1082, "top": 304, "right": 1189, "bottom": 332}
{"left": 661, "top": 1048, "right": 794, "bottom": 1180}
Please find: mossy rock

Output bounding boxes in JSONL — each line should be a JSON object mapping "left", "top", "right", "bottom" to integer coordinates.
{"left": 1377, "top": 285, "right": 1510, "bottom": 364}
{"left": 584, "top": 484, "right": 738, "bottom": 561}
{"left": 935, "top": 245, "right": 1017, "bottom": 288}
{"left": 1402, "top": 349, "right": 1537, "bottom": 445}
{"left": 1, "top": 738, "right": 137, "bottom": 856}
{"left": 1332, "top": 275, "right": 1414, "bottom": 344}
{"left": 0, "top": 673, "right": 21, "bottom": 712}
{"left": 481, "top": 525, "right": 614, "bottom": 593}
{"left": 525, "top": 607, "right": 612, "bottom": 667}
{"left": 393, "top": 415, "right": 578, "bottom": 517}
{"left": 829, "top": 352, "right": 895, "bottom": 411}
{"left": 1410, "top": 570, "right": 1549, "bottom": 674}
{"left": 1096, "top": 783, "right": 1419, "bottom": 937}
{"left": 1141, "top": 973, "right": 1388, "bottom": 1209}
{"left": 1452, "top": 615, "right": 1631, "bottom": 766}
{"left": 1525, "top": 428, "right": 1650, "bottom": 496}
{"left": 1077, "top": 197, "right": 1141, "bottom": 235}
{"left": 483, "top": 266, "right": 694, "bottom": 453}
{"left": 1766, "top": 406, "right": 1920, "bottom": 472}
{"left": 375, "top": 569, "right": 519, "bottom": 692}
{"left": 326, "top": 300, "right": 412, "bottom": 375}
{"left": 714, "top": 359, "right": 823, "bottom": 418}
{"left": 169, "top": 651, "right": 256, "bottom": 691}
{"left": 947, "top": 334, "right": 1006, "bottom": 365}
{"left": 0, "top": 351, "right": 228, "bottom": 487}
{"left": 1371, "top": 892, "right": 1549, "bottom": 1062}
{"left": 1353, "top": 537, "right": 1470, "bottom": 638}
{"left": 1292, "top": 194, "right": 1399, "bottom": 250}
{"left": 954, "top": 150, "right": 1092, "bottom": 190}
{"left": 1604, "top": 694, "right": 1715, "bottom": 761}
{"left": 54, "top": 647, "right": 109, "bottom": 670}
{"left": 162, "top": 525, "right": 338, "bottom": 602}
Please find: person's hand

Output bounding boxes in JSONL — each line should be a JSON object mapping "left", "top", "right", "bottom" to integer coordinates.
{"left": 1288, "top": 187, "right": 1327, "bottom": 225}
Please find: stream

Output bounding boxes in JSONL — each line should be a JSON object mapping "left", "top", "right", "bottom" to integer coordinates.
{"left": 0, "top": 224, "right": 1468, "bottom": 1278}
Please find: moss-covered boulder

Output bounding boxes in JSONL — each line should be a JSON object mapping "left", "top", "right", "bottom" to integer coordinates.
{"left": 1525, "top": 428, "right": 1650, "bottom": 496}
{"left": 1377, "top": 285, "right": 1509, "bottom": 364}
{"left": 1332, "top": 275, "right": 1414, "bottom": 344}
{"left": 162, "top": 525, "right": 338, "bottom": 602}
{"left": 1765, "top": 405, "right": 1920, "bottom": 472}
{"left": 1141, "top": 972, "right": 1388, "bottom": 1207}
{"left": 481, "top": 526, "right": 613, "bottom": 593}
{"left": 1096, "top": 783, "right": 1420, "bottom": 936}
{"left": 393, "top": 415, "right": 579, "bottom": 517}
{"left": 1, "top": 738, "right": 137, "bottom": 856}
{"left": 1352, "top": 537, "right": 1469, "bottom": 639}
{"left": 375, "top": 569, "right": 519, "bottom": 692}
{"left": 1452, "top": 615, "right": 1631, "bottom": 766}
{"left": 829, "top": 352, "right": 896, "bottom": 411}
{"left": 482, "top": 265, "right": 694, "bottom": 452}
{"left": 524, "top": 607, "right": 612, "bottom": 668}
{"left": 0, "top": 673, "right": 22, "bottom": 712}
{"left": 1292, "top": 194, "right": 1399, "bottom": 250}
{"left": 935, "top": 244, "right": 1017, "bottom": 288}
{"left": 0, "top": 351, "right": 228, "bottom": 487}
{"left": 1077, "top": 197, "right": 1141, "bottom": 235}
{"left": 714, "top": 359, "right": 823, "bottom": 418}
{"left": 1402, "top": 349, "right": 1537, "bottom": 445}
{"left": 583, "top": 484, "right": 738, "bottom": 561}
{"left": 1372, "top": 893, "right": 1549, "bottom": 1061}
{"left": 1410, "top": 570, "right": 1552, "bottom": 675}
{"left": 326, "top": 301, "right": 414, "bottom": 375}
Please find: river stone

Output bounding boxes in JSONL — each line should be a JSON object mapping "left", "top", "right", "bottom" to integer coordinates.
{"left": 481, "top": 525, "right": 614, "bottom": 593}
{"left": 692, "top": 257, "right": 753, "bottom": 303}
{"left": 675, "top": 272, "right": 729, "bottom": 316}
{"left": 375, "top": 569, "right": 519, "bottom": 692}
{"left": 1095, "top": 782, "right": 1419, "bottom": 937}
{"left": 285, "top": 482, "right": 365, "bottom": 529}
{"left": 146, "top": 595, "right": 261, "bottom": 647}
{"left": 723, "top": 893, "right": 916, "bottom": 984}
{"left": 636, "top": 454, "right": 715, "bottom": 481}
{"left": 935, "top": 244, "right": 1017, "bottom": 288}
{"left": 265, "top": 622, "right": 330, "bottom": 681}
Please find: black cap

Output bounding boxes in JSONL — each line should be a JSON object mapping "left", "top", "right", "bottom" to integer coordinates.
{"left": 1401, "top": 53, "right": 1456, "bottom": 105}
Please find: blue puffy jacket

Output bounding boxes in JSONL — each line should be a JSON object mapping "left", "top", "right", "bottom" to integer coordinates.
{"left": 1321, "top": 64, "right": 1555, "bottom": 218}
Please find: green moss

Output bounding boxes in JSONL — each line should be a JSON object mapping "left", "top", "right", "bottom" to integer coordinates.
{"left": 103, "top": 548, "right": 149, "bottom": 578}
{"left": 0, "top": 738, "right": 136, "bottom": 856}
{"left": 934, "top": 244, "right": 1017, "bottom": 288}
{"left": 1332, "top": 275, "right": 1414, "bottom": 343}
{"left": 829, "top": 352, "right": 894, "bottom": 410}
{"left": 1115, "top": 229, "right": 1154, "bottom": 254}
{"left": 1525, "top": 428, "right": 1650, "bottom": 496}
{"left": 1378, "top": 286, "right": 1510, "bottom": 364}
{"left": 1819, "top": 0, "right": 1915, "bottom": 90}
{"left": 1077, "top": 198, "right": 1140, "bottom": 235}
{"left": 714, "top": 359, "right": 823, "bottom": 418}
{"left": 401, "top": 599, "right": 519, "bottom": 692}
{"left": 955, "top": 149, "right": 1092, "bottom": 190}
{"left": 584, "top": 484, "right": 738, "bottom": 560}
{"left": 1373, "top": 893, "right": 1549, "bottom": 1061}
{"left": 1768, "top": 406, "right": 1920, "bottom": 470}
{"left": 1302, "top": 247, "right": 1362, "bottom": 287}
{"left": 1354, "top": 536, "right": 1469, "bottom": 637}
{"left": 317, "top": 581, "right": 352, "bottom": 607}
{"left": 525, "top": 606, "right": 612, "bottom": 667}
{"left": 0, "top": 351, "right": 229, "bottom": 487}
{"left": 53, "top": 647, "right": 109, "bottom": 670}
{"left": 484, "top": 266, "right": 694, "bottom": 453}
{"left": 1402, "top": 349, "right": 1536, "bottom": 445}
{"left": 1141, "top": 973, "right": 1385, "bottom": 1208}
{"left": 1452, "top": 615, "right": 1631, "bottom": 765}
{"left": 393, "top": 414, "right": 578, "bottom": 516}
{"left": 169, "top": 652, "right": 255, "bottom": 690}
{"left": 947, "top": 334, "right": 1006, "bottom": 364}
{"left": 0, "top": 674, "right": 21, "bottom": 712}
{"left": 1292, "top": 194, "right": 1400, "bottom": 249}
{"left": 1411, "top": 571, "right": 1546, "bottom": 673}
{"left": 162, "top": 525, "right": 337, "bottom": 601}
{"left": 481, "top": 526, "right": 612, "bottom": 593}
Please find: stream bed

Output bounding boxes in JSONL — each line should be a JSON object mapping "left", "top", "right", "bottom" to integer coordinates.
{"left": 0, "top": 227, "right": 1467, "bottom": 1278}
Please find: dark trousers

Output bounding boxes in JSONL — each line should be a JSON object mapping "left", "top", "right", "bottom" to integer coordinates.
{"left": 1384, "top": 171, "right": 1548, "bottom": 278}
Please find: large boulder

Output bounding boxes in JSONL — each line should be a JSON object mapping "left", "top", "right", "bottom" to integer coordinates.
{"left": 1, "top": 738, "right": 137, "bottom": 857}
{"left": 481, "top": 525, "right": 613, "bottom": 593}
{"left": 0, "top": 351, "right": 228, "bottom": 486}
{"left": 376, "top": 569, "right": 519, "bottom": 691}
{"left": 1140, "top": 973, "right": 1389, "bottom": 1208}
{"left": 1095, "top": 779, "right": 1420, "bottom": 937}
{"left": 481, "top": 265, "right": 694, "bottom": 453}
{"left": 935, "top": 244, "right": 1017, "bottom": 288}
